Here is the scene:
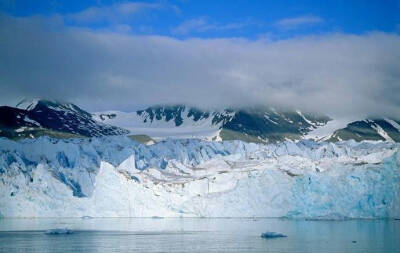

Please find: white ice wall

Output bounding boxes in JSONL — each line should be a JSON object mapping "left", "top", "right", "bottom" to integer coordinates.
{"left": 0, "top": 137, "right": 399, "bottom": 218}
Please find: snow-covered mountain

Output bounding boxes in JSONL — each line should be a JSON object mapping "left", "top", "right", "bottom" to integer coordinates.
{"left": 95, "top": 105, "right": 400, "bottom": 143}
{"left": 2, "top": 100, "right": 400, "bottom": 143}
{"left": 0, "top": 99, "right": 128, "bottom": 139}
{"left": 326, "top": 119, "right": 400, "bottom": 142}
{"left": 94, "top": 105, "right": 331, "bottom": 143}
{"left": 1, "top": 136, "right": 399, "bottom": 218}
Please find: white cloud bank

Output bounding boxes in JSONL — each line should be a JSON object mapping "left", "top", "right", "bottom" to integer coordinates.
{"left": 274, "top": 15, "right": 324, "bottom": 30}
{"left": 0, "top": 14, "right": 399, "bottom": 118}
{"left": 66, "top": 2, "right": 165, "bottom": 24}
{"left": 172, "top": 17, "right": 253, "bottom": 35}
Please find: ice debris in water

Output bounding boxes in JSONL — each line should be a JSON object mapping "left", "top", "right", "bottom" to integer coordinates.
{"left": 81, "top": 216, "right": 93, "bottom": 219}
{"left": 45, "top": 228, "right": 74, "bottom": 235}
{"left": 261, "top": 232, "right": 287, "bottom": 239}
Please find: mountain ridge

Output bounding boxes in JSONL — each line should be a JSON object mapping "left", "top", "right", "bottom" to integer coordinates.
{"left": 94, "top": 105, "right": 331, "bottom": 143}
{"left": 95, "top": 104, "right": 400, "bottom": 143}
{"left": 0, "top": 99, "right": 128, "bottom": 139}
{"left": 2, "top": 99, "right": 400, "bottom": 143}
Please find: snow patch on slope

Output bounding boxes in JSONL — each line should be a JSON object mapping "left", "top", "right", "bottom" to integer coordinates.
{"left": 371, "top": 122, "right": 394, "bottom": 142}
{"left": 296, "top": 110, "right": 316, "bottom": 128}
{"left": 304, "top": 118, "right": 358, "bottom": 141}
{"left": 385, "top": 118, "right": 400, "bottom": 132}
{"left": 15, "top": 98, "right": 39, "bottom": 111}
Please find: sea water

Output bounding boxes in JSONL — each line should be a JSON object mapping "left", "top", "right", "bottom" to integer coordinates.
{"left": 0, "top": 218, "right": 398, "bottom": 252}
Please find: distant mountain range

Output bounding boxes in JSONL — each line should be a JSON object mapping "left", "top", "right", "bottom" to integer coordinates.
{"left": 1, "top": 99, "right": 399, "bottom": 143}
{"left": 93, "top": 106, "right": 331, "bottom": 143}
{"left": 95, "top": 106, "right": 400, "bottom": 143}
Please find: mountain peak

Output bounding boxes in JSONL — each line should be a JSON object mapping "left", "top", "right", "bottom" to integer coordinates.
{"left": 15, "top": 98, "right": 40, "bottom": 111}
{"left": 2, "top": 99, "right": 129, "bottom": 139}
{"left": 15, "top": 98, "right": 74, "bottom": 110}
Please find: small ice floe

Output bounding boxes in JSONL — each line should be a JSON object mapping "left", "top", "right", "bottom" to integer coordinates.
{"left": 45, "top": 228, "right": 74, "bottom": 235}
{"left": 81, "top": 215, "right": 93, "bottom": 219}
{"left": 261, "top": 232, "right": 287, "bottom": 239}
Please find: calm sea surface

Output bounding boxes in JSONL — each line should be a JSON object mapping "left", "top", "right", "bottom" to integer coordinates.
{"left": 0, "top": 218, "right": 398, "bottom": 253}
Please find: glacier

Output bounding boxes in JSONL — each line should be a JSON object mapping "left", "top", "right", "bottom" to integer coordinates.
{"left": 0, "top": 136, "right": 399, "bottom": 218}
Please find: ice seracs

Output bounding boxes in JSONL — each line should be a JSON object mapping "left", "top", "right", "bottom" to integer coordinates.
{"left": 0, "top": 136, "right": 399, "bottom": 218}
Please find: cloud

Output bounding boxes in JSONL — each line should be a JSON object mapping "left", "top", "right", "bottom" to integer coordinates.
{"left": 0, "top": 14, "right": 399, "bottom": 119}
{"left": 172, "top": 17, "right": 252, "bottom": 35}
{"left": 67, "top": 2, "right": 162, "bottom": 24}
{"left": 172, "top": 17, "right": 207, "bottom": 34}
{"left": 275, "top": 15, "right": 323, "bottom": 30}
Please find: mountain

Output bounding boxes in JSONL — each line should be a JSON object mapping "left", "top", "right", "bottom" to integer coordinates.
{"left": 95, "top": 105, "right": 400, "bottom": 143}
{"left": 326, "top": 119, "right": 400, "bottom": 142}
{"left": 2, "top": 100, "right": 400, "bottom": 143}
{"left": 0, "top": 99, "right": 128, "bottom": 139}
{"left": 1, "top": 136, "right": 399, "bottom": 218}
{"left": 94, "top": 105, "right": 331, "bottom": 143}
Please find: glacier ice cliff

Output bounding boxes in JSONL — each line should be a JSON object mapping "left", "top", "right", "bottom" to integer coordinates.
{"left": 0, "top": 136, "right": 399, "bottom": 218}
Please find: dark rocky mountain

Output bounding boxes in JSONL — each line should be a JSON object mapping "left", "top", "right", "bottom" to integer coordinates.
{"left": 95, "top": 105, "right": 331, "bottom": 143}
{"left": 327, "top": 119, "right": 400, "bottom": 142}
{"left": 221, "top": 108, "right": 330, "bottom": 142}
{"left": 96, "top": 105, "right": 400, "bottom": 143}
{"left": 2, "top": 100, "right": 399, "bottom": 143}
{"left": 0, "top": 99, "right": 128, "bottom": 139}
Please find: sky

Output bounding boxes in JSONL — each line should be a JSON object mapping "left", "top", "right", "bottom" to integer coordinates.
{"left": 0, "top": 0, "right": 399, "bottom": 118}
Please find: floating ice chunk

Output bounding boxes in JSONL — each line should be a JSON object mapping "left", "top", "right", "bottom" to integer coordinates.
{"left": 261, "top": 232, "right": 287, "bottom": 239}
{"left": 45, "top": 228, "right": 74, "bottom": 235}
{"left": 81, "top": 216, "right": 93, "bottom": 219}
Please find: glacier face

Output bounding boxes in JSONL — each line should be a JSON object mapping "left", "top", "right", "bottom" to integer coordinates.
{"left": 0, "top": 136, "right": 399, "bottom": 218}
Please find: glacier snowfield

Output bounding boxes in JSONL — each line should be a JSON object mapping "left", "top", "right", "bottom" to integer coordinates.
{"left": 1, "top": 136, "right": 399, "bottom": 219}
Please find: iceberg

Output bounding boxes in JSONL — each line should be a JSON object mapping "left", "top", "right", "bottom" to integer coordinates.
{"left": 0, "top": 136, "right": 399, "bottom": 218}
{"left": 261, "top": 232, "right": 287, "bottom": 239}
{"left": 45, "top": 229, "right": 74, "bottom": 235}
